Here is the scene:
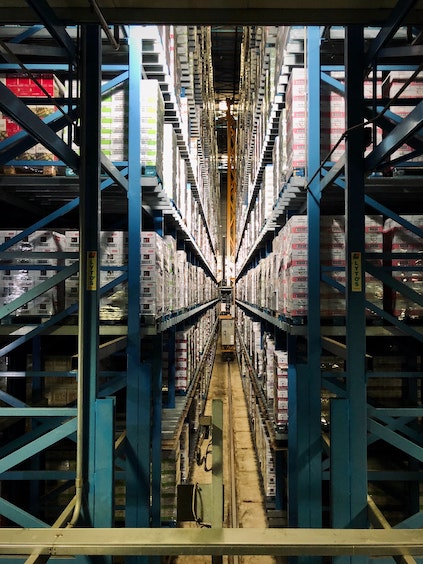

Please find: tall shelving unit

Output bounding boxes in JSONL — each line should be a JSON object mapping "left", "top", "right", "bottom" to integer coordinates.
{"left": 0, "top": 20, "right": 220, "bottom": 538}
{"left": 235, "top": 4, "right": 423, "bottom": 544}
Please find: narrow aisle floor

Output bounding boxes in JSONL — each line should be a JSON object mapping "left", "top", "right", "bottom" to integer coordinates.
{"left": 175, "top": 343, "right": 277, "bottom": 564}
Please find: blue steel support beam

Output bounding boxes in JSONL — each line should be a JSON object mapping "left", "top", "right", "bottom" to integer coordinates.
{"left": 150, "top": 334, "right": 163, "bottom": 533}
{"left": 166, "top": 327, "right": 176, "bottom": 408}
{"left": 26, "top": 0, "right": 77, "bottom": 62}
{"left": 0, "top": 417, "right": 77, "bottom": 474}
{"left": 320, "top": 71, "right": 423, "bottom": 158}
{"left": 299, "top": 26, "right": 322, "bottom": 535}
{"left": 78, "top": 24, "right": 101, "bottom": 526}
{"left": 287, "top": 337, "right": 298, "bottom": 527}
{"left": 365, "top": 101, "right": 423, "bottom": 171}
{"left": 330, "top": 399, "right": 351, "bottom": 528}
{"left": 344, "top": 26, "right": 368, "bottom": 535}
{"left": 0, "top": 497, "right": 49, "bottom": 528}
{"left": 93, "top": 398, "right": 115, "bottom": 530}
{"left": 365, "top": 0, "right": 418, "bottom": 67}
{"left": 126, "top": 28, "right": 152, "bottom": 556}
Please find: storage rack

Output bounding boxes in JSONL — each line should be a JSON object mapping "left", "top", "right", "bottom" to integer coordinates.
{"left": 235, "top": 11, "right": 423, "bottom": 534}
{"left": 0, "top": 4, "right": 422, "bottom": 561}
{"left": 0, "top": 23, "right": 221, "bottom": 534}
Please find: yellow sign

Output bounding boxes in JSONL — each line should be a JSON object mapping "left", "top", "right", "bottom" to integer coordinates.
{"left": 87, "top": 251, "right": 97, "bottom": 291}
{"left": 351, "top": 251, "right": 362, "bottom": 292}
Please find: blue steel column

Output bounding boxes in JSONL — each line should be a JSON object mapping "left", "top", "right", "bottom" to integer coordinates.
{"left": 126, "top": 26, "right": 152, "bottom": 561}
{"left": 151, "top": 211, "right": 163, "bottom": 532}
{"left": 79, "top": 24, "right": 101, "bottom": 526}
{"left": 344, "top": 26, "right": 368, "bottom": 535}
{"left": 166, "top": 327, "right": 176, "bottom": 409}
{"left": 306, "top": 26, "right": 322, "bottom": 530}
{"left": 289, "top": 25, "right": 322, "bottom": 532}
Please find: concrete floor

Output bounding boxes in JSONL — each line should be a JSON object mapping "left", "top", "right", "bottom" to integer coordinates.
{"left": 174, "top": 348, "right": 277, "bottom": 564}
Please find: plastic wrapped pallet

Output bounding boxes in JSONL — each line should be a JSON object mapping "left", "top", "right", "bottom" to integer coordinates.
{"left": 0, "top": 74, "right": 63, "bottom": 167}
{"left": 140, "top": 80, "right": 164, "bottom": 181}
{"left": 140, "top": 231, "right": 164, "bottom": 317}
{"left": 0, "top": 230, "right": 66, "bottom": 317}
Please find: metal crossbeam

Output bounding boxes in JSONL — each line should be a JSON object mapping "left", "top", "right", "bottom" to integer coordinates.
{"left": 0, "top": 527, "right": 422, "bottom": 557}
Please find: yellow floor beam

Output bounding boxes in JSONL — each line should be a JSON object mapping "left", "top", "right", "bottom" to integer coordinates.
{"left": 0, "top": 527, "right": 422, "bottom": 558}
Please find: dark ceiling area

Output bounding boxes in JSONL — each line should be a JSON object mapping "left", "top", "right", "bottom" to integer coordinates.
{"left": 211, "top": 25, "right": 242, "bottom": 108}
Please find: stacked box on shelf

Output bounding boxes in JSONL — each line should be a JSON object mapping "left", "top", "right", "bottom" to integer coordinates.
{"left": 163, "top": 235, "right": 177, "bottom": 315}
{"left": 162, "top": 332, "right": 169, "bottom": 393}
{"left": 30, "top": 231, "right": 66, "bottom": 316}
{"left": 110, "top": 84, "right": 128, "bottom": 161}
{"left": 162, "top": 124, "right": 178, "bottom": 202}
{"left": 179, "top": 422, "right": 190, "bottom": 483}
{"left": 64, "top": 230, "right": 79, "bottom": 310}
{"left": 283, "top": 215, "right": 308, "bottom": 318}
{"left": 99, "top": 231, "right": 128, "bottom": 322}
{"left": 101, "top": 81, "right": 128, "bottom": 161}
{"left": 0, "top": 230, "right": 66, "bottom": 317}
{"left": 320, "top": 215, "right": 384, "bottom": 318}
{"left": 284, "top": 67, "right": 307, "bottom": 175}
{"left": 320, "top": 75, "right": 346, "bottom": 164}
{"left": 190, "top": 387, "right": 201, "bottom": 434}
{"left": 321, "top": 71, "right": 384, "bottom": 162}
{"left": 175, "top": 329, "right": 189, "bottom": 392}
{"left": 175, "top": 250, "right": 188, "bottom": 311}
{"left": 42, "top": 355, "right": 75, "bottom": 406}
{"left": 320, "top": 215, "right": 346, "bottom": 317}
{"left": 161, "top": 445, "right": 181, "bottom": 524}
{"left": 140, "top": 80, "right": 164, "bottom": 180}
{"left": 263, "top": 334, "right": 275, "bottom": 401}
{"left": 274, "top": 215, "right": 384, "bottom": 319}
{"left": 141, "top": 231, "right": 164, "bottom": 318}
{"left": 160, "top": 25, "right": 179, "bottom": 99}
{"left": 384, "top": 215, "right": 423, "bottom": 319}
{"left": 255, "top": 415, "right": 276, "bottom": 500}
{"left": 274, "top": 350, "right": 289, "bottom": 427}
{"left": 0, "top": 74, "right": 62, "bottom": 166}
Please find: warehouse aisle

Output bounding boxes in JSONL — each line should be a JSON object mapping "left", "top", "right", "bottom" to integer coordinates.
{"left": 174, "top": 341, "right": 277, "bottom": 564}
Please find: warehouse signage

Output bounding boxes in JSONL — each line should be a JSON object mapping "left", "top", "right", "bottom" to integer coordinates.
{"left": 351, "top": 252, "right": 362, "bottom": 292}
{"left": 87, "top": 251, "right": 98, "bottom": 291}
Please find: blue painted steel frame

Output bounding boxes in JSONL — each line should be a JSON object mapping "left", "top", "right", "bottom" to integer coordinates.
{"left": 291, "top": 25, "right": 322, "bottom": 532}
{"left": 344, "top": 26, "right": 368, "bottom": 535}
{"left": 125, "top": 30, "right": 153, "bottom": 559}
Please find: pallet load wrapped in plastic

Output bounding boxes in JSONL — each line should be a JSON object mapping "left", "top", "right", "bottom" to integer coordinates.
{"left": 140, "top": 231, "right": 164, "bottom": 318}
{"left": 175, "top": 329, "right": 189, "bottom": 393}
{"left": 101, "top": 81, "right": 128, "bottom": 162}
{"left": 160, "top": 444, "right": 180, "bottom": 524}
{"left": 273, "top": 350, "right": 288, "bottom": 428}
{"left": 0, "top": 230, "right": 66, "bottom": 317}
{"left": 320, "top": 215, "right": 384, "bottom": 318}
{"left": 162, "top": 124, "right": 178, "bottom": 202}
{"left": 263, "top": 333, "right": 275, "bottom": 401}
{"left": 140, "top": 80, "right": 164, "bottom": 180}
{"left": 99, "top": 231, "right": 128, "bottom": 322}
{"left": 0, "top": 74, "right": 63, "bottom": 173}
{"left": 163, "top": 234, "right": 177, "bottom": 316}
{"left": 284, "top": 67, "right": 307, "bottom": 176}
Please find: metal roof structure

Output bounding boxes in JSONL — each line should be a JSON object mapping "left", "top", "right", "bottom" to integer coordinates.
{"left": 1, "top": 0, "right": 423, "bottom": 25}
